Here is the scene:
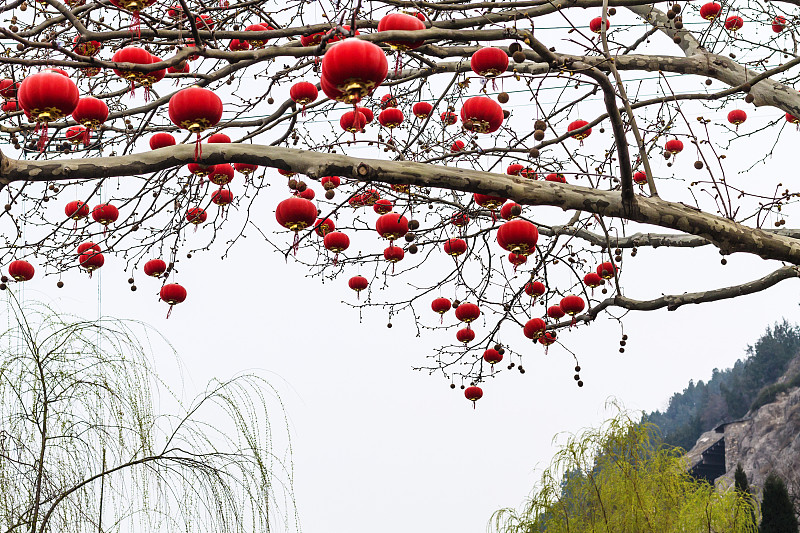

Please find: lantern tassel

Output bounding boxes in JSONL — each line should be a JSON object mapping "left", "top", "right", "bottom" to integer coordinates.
{"left": 333, "top": 253, "right": 338, "bottom": 266}
{"left": 571, "top": 316, "right": 577, "bottom": 328}
{"left": 132, "top": 12, "right": 141, "bottom": 39}
{"left": 88, "top": 270, "right": 93, "bottom": 279}
{"left": 394, "top": 51, "right": 402, "bottom": 76}
{"left": 293, "top": 232, "right": 300, "bottom": 256}
{"left": 194, "top": 133, "right": 201, "bottom": 161}
{"left": 37, "top": 123, "right": 48, "bottom": 152}
{"left": 166, "top": 304, "right": 173, "bottom": 319}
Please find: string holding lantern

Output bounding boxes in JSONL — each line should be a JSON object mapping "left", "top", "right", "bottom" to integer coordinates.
{"left": 290, "top": 82, "right": 318, "bottom": 116}
{"left": 323, "top": 231, "right": 350, "bottom": 265}
{"left": 412, "top": 102, "right": 433, "bottom": 119}
{"left": 168, "top": 86, "right": 223, "bottom": 161}
{"left": 320, "top": 39, "right": 388, "bottom": 105}
{"left": 567, "top": 119, "right": 592, "bottom": 145}
{"left": 431, "top": 297, "right": 452, "bottom": 324}
{"left": 18, "top": 71, "right": 79, "bottom": 152}
{"left": 275, "top": 197, "right": 317, "bottom": 253}
{"left": 348, "top": 275, "right": 369, "bottom": 299}
{"left": 8, "top": 260, "right": 35, "bottom": 282}
{"left": 144, "top": 259, "right": 167, "bottom": 277}
{"left": 464, "top": 386, "right": 483, "bottom": 408}
{"left": 559, "top": 295, "right": 585, "bottom": 327}
{"left": 160, "top": 283, "right": 187, "bottom": 319}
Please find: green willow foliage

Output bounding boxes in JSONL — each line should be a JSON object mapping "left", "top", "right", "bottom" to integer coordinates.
{"left": 0, "top": 296, "right": 298, "bottom": 533}
{"left": 493, "top": 408, "right": 758, "bottom": 533}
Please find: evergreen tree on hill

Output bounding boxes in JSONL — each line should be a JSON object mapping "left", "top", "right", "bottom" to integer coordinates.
{"left": 760, "top": 472, "right": 798, "bottom": 533}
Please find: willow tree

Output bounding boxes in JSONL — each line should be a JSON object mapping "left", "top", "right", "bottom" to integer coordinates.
{"left": 1, "top": 0, "right": 800, "bottom": 393}
{"left": 0, "top": 295, "right": 298, "bottom": 533}
{"left": 492, "top": 409, "right": 758, "bottom": 533}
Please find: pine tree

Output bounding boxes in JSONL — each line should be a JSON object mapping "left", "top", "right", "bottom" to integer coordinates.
{"left": 760, "top": 472, "right": 799, "bottom": 533}
{"left": 735, "top": 464, "right": 757, "bottom": 529}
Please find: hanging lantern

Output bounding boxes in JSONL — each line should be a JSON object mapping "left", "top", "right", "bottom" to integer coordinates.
{"left": 276, "top": 197, "right": 317, "bottom": 232}
{"left": 324, "top": 231, "right": 350, "bottom": 264}
{"left": 230, "top": 38, "right": 250, "bottom": 51}
{"left": 412, "top": 102, "right": 432, "bottom": 118}
{"left": 523, "top": 318, "right": 546, "bottom": 340}
{"left": 340, "top": 110, "right": 367, "bottom": 134}
{"left": 538, "top": 331, "right": 557, "bottom": 348}
{"left": 545, "top": 173, "right": 566, "bottom": 183}
{"left": 773, "top": 16, "right": 786, "bottom": 33}
{"left": 72, "top": 97, "right": 108, "bottom": 133}
{"left": 451, "top": 212, "right": 470, "bottom": 228}
{"left": 209, "top": 164, "right": 235, "bottom": 185}
{"left": 1, "top": 100, "right": 18, "bottom": 113}
{"left": 208, "top": 133, "right": 231, "bottom": 143}
{"left": 470, "top": 47, "right": 509, "bottom": 77}
{"left": 168, "top": 86, "right": 223, "bottom": 160}
{"left": 589, "top": 16, "right": 609, "bottom": 33}
{"left": 298, "top": 189, "right": 315, "bottom": 201}
{"left": 500, "top": 202, "right": 522, "bottom": 220}
{"left": 234, "top": 163, "right": 258, "bottom": 175}
{"left": 376, "top": 212, "right": 409, "bottom": 241}
{"left": 211, "top": 189, "right": 234, "bottom": 206}
{"left": 290, "top": 82, "right": 319, "bottom": 115}
{"left": 195, "top": 14, "right": 215, "bottom": 30}
{"left": 460, "top": 96, "right": 504, "bottom": 133}
{"left": 277, "top": 169, "right": 297, "bottom": 178}
{"left": 348, "top": 275, "right": 368, "bottom": 298}
{"left": 188, "top": 163, "right": 216, "bottom": 177}
{"left": 567, "top": 119, "right": 592, "bottom": 142}
{"left": 143, "top": 259, "right": 167, "bottom": 277}
{"left": 547, "top": 305, "right": 565, "bottom": 320}
{"left": 150, "top": 132, "right": 176, "bottom": 149}
{"left": 508, "top": 253, "right": 527, "bottom": 269}
{"left": 725, "top": 15, "right": 744, "bottom": 31}
{"left": 583, "top": 272, "right": 602, "bottom": 291}
{"left": 786, "top": 112, "right": 800, "bottom": 125}
{"left": 365, "top": 187, "right": 384, "bottom": 202}
{"left": 314, "top": 218, "right": 336, "bottom": 237}
{"left": 391, "top": 184, "right": 410, "bottom": 194}
{"left": 665, "top": 139, "right": 684, "bottom": 154}
{"left": 373, "top": 199, "right": 394, "bottom": 215}
{"left": 383, "top": 245, "right": 405, "bottom": 263}
{"left": 78, "top": 242, "right": 101, "bottom": 255}
{"left": 597, "top": 261, "right": 616, "bottom": 279}
{"left": 456, "top": 328, "right": 475, "bottom": 344}
{"left": 186, "top": 207, "right": 207, "bottom": 225}
{"left": 700, "top": 2, "right": 721, "bottom": 20}
{"left": 320, "top": 39, "right": 388, "bottom": 104}
{"left": 455, "top": 302, "right": 480, "bottom": 327}
{"left": 507, "top": 164, "right": 524, "bottom": 175}
{"left": 92, "top": 204, "right": 119, "bottom": 227}
{"left": 245, "top": 24, "right": 269, "bottom": 48}
{"left": 0, "top": 79, "right": 20, "bottom": 99}
{"left": 443, "top": 238, "right": 467, "bottom": 257}
{"left": 65, "top": 125, "right": 89, "bottom": 146}
{"left": 431, "top": 297, "right": 451, "bottom": 323}
{"left": 378, "top": 108, "right": 404, "bottom": 129}
{"left": 321, "top": 176, "right": 341, "bottom": 190}
{"left": 474, "top": 193, "right": 507, "bottom": 211}
{"left": 727, "top": 109, "right": 747, "bottom": 128}
{"left": 160, "top": 283, "right": 187, "bottom": 318}
{"left": 8, "top": 260, "right": 35, "bottom": 281}
{"left": 108, "top": 0, "right": 157, "bottom": 37}
{"left": 18, "top": 71, "right": 79, "bottom": 150}
{"left": 524, "top": 281, "right": 546, "bottom": 298}
{"left": 483, "top": 348, "right": 503, "bottom": 366}
{"left": 560, "top": 295, "right": 585, "bottom": 326}
{"left": 377, "top": 13, "right": 426, "bottom": 50}
{"left": 451, "top": 140, "right": 465, "bottom": 153}
{"left": 349, "top": 194, "right": 365, "bottom": 209}
{"left": 142, "top": 55, "right": 166, "bottom": 92}
{"left": 79, "top": 250, "right": 105, "bottom": 275}
{"left": 497, "top": 219, "right": 538, "bottom": 255}
{"left": 112, "top": 46, "right": 153, "bottom": 92}
{"left": 464, "top": 386, "right": 482, "bottom": 407}
{"left": 441, "top": 111, "right": 458, "bottom": 126}
{"left": 357, "top": 107, "right": 374, "bottom": 124}
{"left": 380, "top": 94, "right": 398, "bottom": 109}
{"left": 521, "top": 168, "right": 538, "bottom": 180}
{"left": 633, "top": 171, "right": 648, "bottom": 185}
{"left": 65, "top": 200, "right": 90, "bottom": 221}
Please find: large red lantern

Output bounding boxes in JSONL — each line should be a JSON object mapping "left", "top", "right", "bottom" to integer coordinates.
{"left": 412, "top": 102, "right": 432, "bottom": 118}
{"left": 348, "top": 275, "right": 368, "bottom": 298}
{"left": 209, "top": 164, "right": 235, "bottom": 185}
{"left": 725, "top": 16, "right": 743, "bottom": 31}
{"left": 378, "top": 108, "right": 404, "bottom": 129}
{"left": 150, "top": 133, "right": 176, "bottom": 150}
{"left": 65, "top": 200, "right": 90, "bottom": 221}
{"left": 560, "top": 295, "right": 585, "bottom": 326}
{"left": 276, "top": 197, "right": 317, "bottom": 232}
{"left": 143, "top": 259, "right": 167, "bottom": 277}
{"left": 464, "top": 385, "right": 483, "bottom": 407}
{"left": 321, "top": 39, "right": 388, "bottom": 104}
{"left": 507, "top": 164, "right": 524, "bottom": 176}
{"left": 727, "top": 109, "right": 747, "bottom": 130}
{"left": 357, "top": 106, "right": 374, "bottom": 124}
{"left": 455, "top": 302, "right": 480, "bottom": 327}
{"left": 8, "top": 260, "right": 35, "bottom": 281}
{"left": 508, "top": 253, "right": 527, "bottom": 270}
{"left": 456, "top": 328, "right": 475, "bottom": 345}
{"left": 460, "top": 96, "right": 504, "bottom": 133}
{"left": 567, "top": 119, "right": 592, "bottom": 142}
{"left": 168, "top": 86, "right": 223, "bottom": 160}
{"left": 470, "top": 47, "right": 508, "bottom": 77}
{"left": 160, "top": 283, "right": 187, "bottom": 318}
{"left": 523, "top": 318, "right": 546, "bottom": 340}
{"left": 245, "top": 24, "right": 269, "bottom": 48}
{"left": 112, "top": 46, "right": 153, "bottom": 90}
{"left": 497, "top": 219, "right": 538, "bottom": 255}
{"left": 72, "top": 97, "right": 108, "bottom": 133}
{"left": 431, "top": 297, "right": 451, "bottom": 323}
{"left": 376, "top": 212, "right": 409, "bottom": 242}
{"left": 500, "top": 202, "right": 522, "bottom": 220}
{"left": 340, "top": 110, "right": 367, "bottom": 135}
{"left": 383, "top": 245, "right": 405, "bottom": 264}
{"left": 1, "top": 100, "right": 18, "bottom": 113}
{"left": 474, "top": 193, "right": 506, "bottom": 211}
{"left": 377, "top": 13, "right": 426, "bottom": 50}
{"left": 443, "top": 238, "right": 467, "bottom": 257}
{"left": 373, "top": 199, "right": 393, "bottom": 215}
{"left": 324, "top": 231, "right": 350, "bottom": 264}
{"left": 230, "top": 38, "right": 250, "bottom": 52}
{"left": 186, "top": 207, "right": 207, "bottom": 226}
{"left": 290, "top": 82, "right": 318, "bottom": 114}
{"left": 700, "top": 2, "right": 721, "bottom": 20}
{"left": 589, "top": 16, "right": 609, "bottom": 33}
{"left": 18, "top": 71, "right": 79, "bottom": 149}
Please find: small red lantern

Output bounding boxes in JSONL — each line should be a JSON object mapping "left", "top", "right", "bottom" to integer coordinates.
{"left": 497, "top": 219, "right": 538, "bottom": 255}
{"left": 234, "top": 163, "right": 258, "bottom": 175}
{"left": 298, "top": 189, "right": 315, "bottom": 201}
{"left": 538, "top": 331, "right": 557, "bottom": 348}
{"left": 290, "top": 82, "right": 318, "bottom": 114}
{"left": 474, "top": 193, "right": 506, "bottom": 211}
{"left": 378, "top": 108, "right": 404, "bottom": 129}
{"left": 1, "top": 100, "right": 18, "bottom": 113}
{"left": 560, "top": 295, "right": 585, "bottom": 326}
{"left": 773, "top": 16, "right": 786, "bottom": 33}
{"left": 195, "top": 14, "right": 215, "bottom": 30}
{"left": 168, "top": 86, "right": 223, "bottom": 160}
{"left": 321, "top": 39, "right": 388, "bottom": 104}
{"left": 65, "top": 200, "right": 90, "bottom": 220}
{"left": 455, "top": 302, "right": 480, "bottom": 326}
{"left": 376, "top": 13, "right": 426, "bottom": 50}
{"left": 597, "top": 261, "right": 616, "bottom": 279}
{"left": 451, "top": 212, "right": 470, "bottom": 228}
{"left": 160, "top": 283, "right": 187, "bottom": 319}
{"left": 0, "top": 79, "right": 18, "bottom": 99}
{"left": 456, "top": 328, "right": 476, "bottom": 345}
{"left": 412, "top": 102, "right": 432, "bottom": 118}
{"left": 727, "top": 109, "right": 747, "bottom": 129}
{"left": 340, "top": 110, "right": 367, "bottom": 134}
{"left": 464, "top": 385, "right": 482, "bottom": 407}
{"left": 567, "top": 119, "right": 592, "bottom": 142}
{"left": 314, "top": 218, "right": 335, "bottom": 237}
{"left": 8, "top": 260, "right": 34, "bottom": 281}
{"left": 79, "top": 250, "right": 105, "bottom": 275}
{"left": 380, "top": 94, "right": 398, "bottom": 109}
{"left": 443, "top": 238, "right": 467, "bottom": 257}
{"left": 507, "top": 164, "right": 524, "bottom": 176}
{"left": 208, "top": 133, "right": 231, "bottom": 143}
{"left": 664, "top": 139, "right": 684, "bottom": 154}
{"left": 211, "top": 189, "right": 234, "bottom": 206}
{"left": 324, "top": 231, "right": 350, "bottom": 263}
{"left": 384, "top": 245, "right": 405, "bottom": 264}
{"left": 349, "top": 275, "right": 368, "bottom": 298}
{"left": 373, "top": 199, "right": 394, "bottom": 215}
{"left": 186, "top": 207, "right": 207, "bottom": 225}
{"left": 66, "top": 126, "right": 89, "bottom": 146}
{"left": 431, "top": 297, "right": 451, "bottom": 322}
{"left": 583, "top": 272, "right": 602, "bottom": 293}
{"left": 188, "top": 163, "right": 215, "bottom": 177}
{"left": 545, "top": 173, "right": 566, "bottom": 183}
{"left": 725, "top": 15, "right": 743, "bottom": 31}
{"left": 441, "top": 111, "right": 458, "bottom": 126}
{"left": 277, "top": 169, "right": 297, "bottom": 178}
{"left": 547, "top": 305, "right": 565, "bottom": 320}
{"left": 78, "top": 242, "right": 101, "bottom": 254}
{"left": 500, "top": 202, "right": 522, "bottom": 220}
{"left": 700, "top": 2, "right": 721, "bottom": 20}
{"left": 508, "top": 253, "right": 527, "bottom": 269}
{"left": 451, "top": 140, "right": 465, "bottom": 153}
{"left": 143, "top": 259, "right": 167, "bottom": 277}
{"left": 470, "top": 47, "right": 508, "bottom": 78}
{"left": 633, "top": 171, "right": 648, "bottom": 185}
{"left": 523, "top": 318, "right": 546, "bottom": 340}
{"left": 520, "top": 168, "right": 538, "bottom": 180}
{"left": 357, "top": 107, "right": 374, "bottom": 124}
{"left": 349, "top": 195, "right": 365, "bottom": 209}
{"left": 589, "top": 16, "right": 609, "bottom": 33}
{"left": 460, "top": 96, "right": 504, "bottom": 134}
{"left": 483, "top": 348, "right": 503, "bottom": 366}
{"left": 525, "top": 281, "right": 546, "bottom": 298}
{"left": 376, "top": 212, "right": 409, "bottom": 241}
{"left": 150, "top": 133, "right": 176, "bottom": 150}
{"left": 92, "top": 204, "right": 119, "bottom": 226}
{"left": 209, "top": 164, "right": 235, "bottom": 185}
{"left": 72, "top": 97, "right": 108, "bottom": 132}
{"left": 245, "top": 24, "right": 269, "bottom": 48}
{"left": 230, "top": 39, "right": 250, "bottom": 51}
{"left": 108, "top": 0, "right": 157, "bottom": 37}
{"left": 786, "top": 112, "right": 800, "bottom": 125}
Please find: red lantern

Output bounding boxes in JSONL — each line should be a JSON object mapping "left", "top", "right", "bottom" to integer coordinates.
{"left": 560, "top": 295, "right": 585, "bottom": 326}
{"left": 349, "top": 194, "right": 365, "bottom": 209}
{"left": 547, "top": 305, "right": 565, "bottom": 320}
{"left": 8, "top": 260, "right": 34, "bottom": 281}
{"left": 508, "top": 253, "right": 527, "bottom": 269}
{"left": 773, "top": 16, "right": 786, "bottom": 33}
{"left": 443, "top": 238, "right": 467, "bottom": 257}
{"left": 143, "top": 259, "right": 167, "bottom": 277}
{"left": 583, "top": 272, "right": 602, "bottom": 290}
{"left": 441, "top": 111, "right": 458, "bottom": 126}
{"left": 230, "top": 39, "right": 250, "bottom": 51}
{"left": 597, "top": 261, "right": 616, "bottom": 279}
{"left": 168, "top": 87, "right": 223, "bottom": 160}
{"left": 786, "top": 113, "right": 800, "bottom": 125}
{"left": 66, "top": 126, "right": 89, "bottom": 146}
{"left": 321, "top": 39, "right": 388, "bottom": 104}
{"left": 474, "top": 193, "right": 506, "bottom": 211}
{"left": 507, "top": 164, "right": 524, "bottom": 175}
{"left": 376, "top": 212, "right": 409, "bottom": 241}
{"left": 276, "top": 197, "right": 317, "bottom": 232}
{"left": 340, "top": 110, "right": 367, "bottom": 133}
{"left": 150, "top": 133, "right": 176, "bottom": 149}
{"left": 211, "top": 189, "right": 234, "bottom": 206}
{"left": 0, "top": 79, "right": 19, "bottom": 99}
{"left": 1, "top": 100, "right": 18, "bottom": 113}
{"left": 209, "top": 164, "right": 235, "bottom": 185}
{"left": 412, "top": 102, "right": 432, "bottom": 118}
{"left": 373, "top": 199, "right": 394, "bottom": 215}
{"left": 377, "top": 13, "right": 426, "bottom": 50}
{"left": 314, "top": 218, "right": 335, "bottom": 237}
{"left": 545, "top": 173, "right": 566, "bottom": 183}
{"left": 298, "top": 189, "right": 315, "bottom": 201}
{"left": 383, "top": 245, "right": 405, "bottom": 263}
{"left": 456, "top": 328, "right": 476, "bottom": 345}
{"left": 455, "top": 302, "right": 480, "bottom": 326}
{"left": 188, "top": 163, "right": 215, "bottom": 177}
{"left": 451, "top": 212, "right": 470, "bottom": 228}
{"left": 497, "top": 219, "right": 538, "bottom": 255}
{"left": 727, "top": 109, "right": 747, "bottom": 128}
{"left": 431, "top": 297, "right": 451, "bottom": 322}
{"left": 378, "top": 108, "right": 404, "bottom": 129}
{"left": 464, "top": 386, "right": 482, "bottom": 407}
{"left": 483, "top": 348, "right": 503, "bottom": 366}
{"left": 470, "top": 47, "right": 508, "bottom": 77}
{"left": 18, "top": 71, "right": 79, "bottom": 149}
{"left": 245, "top": 24, "right": 269, "bottom": 48}
{"left": 521, "top": 168, "right": 538, "bottom": 180}
{"left": 460, "top": 96, "right": 504, "bottom": 134}
{"left": 290, "top": 82, "right": 318, "bottom": 114}
{"left": 700, "top": 2, "right": 721, "bottom": 20}
{"left": 500, "top": 202, "right": 522, "bottom": 220}
{"left": 364, "top": 188, "right": 383, "bottom": 203}
{"left": 348, "top": 275, "right": 368, "bottom": 298}
{"left": 664, "top": 139, "right": 684, "bottom": 154}
{"left": 65, "top": 200, "right": 90, "bottom": 220}
{"left": 92, "top": 204, "right": 119, "bottom": 226}
{"left": 381, "top": 94, "right": 398, "bottom": 109}
{"left": 451, "top": 140, "right": 465, "bottom": 153}
{"left": 567, "top": 119, "right": 592, "bottom": 142}
{"left": 589, "top": 16, "right": 609, "bottom": 33}
{"left": 186, "top": 207, "right": 207, "bottom": 225}
{"left": 324, "top": 232, "right": 350, "bottom": 263}
{"left": 108, "top": 0, "right": 157, "bottom": 36}
{"left": 72, "top": 97, "right": 108, "bottom": 131}
{"left": 112, "top": 46, "right": 153, "bottom": 89}
{"left": 633, "top": 171, "right": 648, "bottom": 185}
{"left": 208, "top": 133, "right": 231, "bottom": 143}
{"left": 725, "top": 15, "right": 743, "bottom": 31}
{"left": 523, "top": 318, "right": 546, "bottom": 340}
{"left": 525, "top": 281, "right": 546, "bottom": 298}
{"left": 539, "top": 331, "right": 557, "bottom": 348}
{"left": 234, "top": 163, "right": 258, "bottom": 175}
{"left": 357, "top": 107, "right": 374, "bottom": 124}
{"left": 77, "top": 242, "right": 101, "bottom": 254}
{"left": 160, "top": 283, "right": 187, "bottom": 318}
{"left": 300, "top": 25, "right": 357, "bottom": 47}
{"left": 195, "top": 14, "right": 215, "bottom": 30}
{"left": 277, "top": 169, "right": 297, "bottom": 178}
{"left": 79, "top": 250, "right": 105, "bottom": 275}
